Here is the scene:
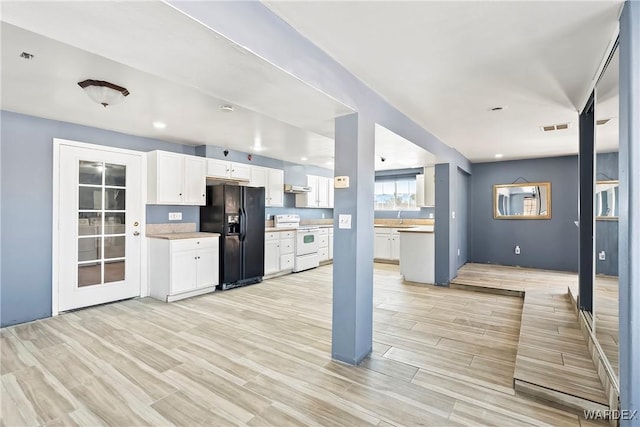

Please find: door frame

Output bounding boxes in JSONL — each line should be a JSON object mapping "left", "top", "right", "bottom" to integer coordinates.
{"left": 52, "top": 138, "right": 148, "bottom": 316}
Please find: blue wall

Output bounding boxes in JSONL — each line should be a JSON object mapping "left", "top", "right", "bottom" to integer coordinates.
{"left": 470, "top": 155, "right": 580, "bottom": 272}
{"left": 0, "top": 111, "right": 196, "bottom": 326}
{"left": 0, "top": 111, "right": 337, "bottom": 326}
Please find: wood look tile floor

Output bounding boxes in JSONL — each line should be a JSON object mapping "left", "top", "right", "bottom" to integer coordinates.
{"left": 452, "top": 263, "right": 609, "bottom": 410}
{"left": 1, "top": 264, "right": 605, "bottom": 426}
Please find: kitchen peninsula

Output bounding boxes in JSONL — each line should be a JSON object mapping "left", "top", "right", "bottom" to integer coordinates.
{"left": 398, "top": 226, "right": 435, "bottom": 284}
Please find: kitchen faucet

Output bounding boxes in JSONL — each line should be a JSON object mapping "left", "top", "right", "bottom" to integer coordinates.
{"left": 397, "top": 210, "right": 403, "bottom": 224}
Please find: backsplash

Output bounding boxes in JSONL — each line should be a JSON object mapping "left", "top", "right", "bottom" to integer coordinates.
{"left": 146, "top": 206, "right": 200, "bottom": 229}
{"left": 146, "top": 222, "right": 197, "bottom": 235}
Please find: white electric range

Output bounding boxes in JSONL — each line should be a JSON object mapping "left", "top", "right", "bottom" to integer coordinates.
{"left": 273, "top": 214, "right": 320, "bottom": 272}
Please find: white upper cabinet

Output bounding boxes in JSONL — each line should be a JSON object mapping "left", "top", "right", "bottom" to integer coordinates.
{"left": 206, "top": 159, "right": 251, "bottom": 181}
{"left": 248, "top": 165, "right": 283, "bottom": 207}
{"left": 207, "top": 158, "right": 230, "bottom": 179}
{"left": 147, "top": 151, "right": 206, "bottom": 205}
{"left": 183, "top": 156, "right": 207, "bottom": 204}
{"left": 295, "top": 174, "right": 333, "bottom": 208}
{"left": 416, "top": 166, "right": 435, "bottom": 207}
{"left": 230, "top": 163, "right": 251, "bottom": 181}
{"left": 249, "top": 166, "right": 268, "bottom": 188}
{"left": 266, "top": 168, "right": 284, "bottom": 207}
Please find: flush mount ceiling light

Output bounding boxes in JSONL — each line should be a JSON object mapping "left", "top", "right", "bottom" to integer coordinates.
{"left": 78, "top": 79, "right": 129, "bottom": 107}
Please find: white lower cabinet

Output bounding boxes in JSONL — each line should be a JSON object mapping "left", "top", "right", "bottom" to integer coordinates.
{"left": 149, "top": 236, "right": 219, "bottom": 302}
{"left": 318, "top": 228, "right": 332, "bottom": 262}
{"left": 264, "top": 238, "right": 280, "bottom": 276}
{"left": 374, "top": 228, "right": 400, "bottom": 261}
{"left": 264, "top": 230, "right": 295, "bottom": 276}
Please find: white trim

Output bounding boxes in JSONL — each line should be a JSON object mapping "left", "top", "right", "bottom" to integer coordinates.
{"left": 577, "top": 25, "right": 620, "bottom": 112}
{"left": 51, "top": 138, "right": 147, "bottom": 316}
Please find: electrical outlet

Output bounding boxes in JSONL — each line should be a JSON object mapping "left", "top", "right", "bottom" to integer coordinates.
{"left": 168, "top": 212, "right": 182, "bottom": 221}
{"left": 599, "top": 251, "right": 606, "bottom": 261}
{"left": 515, "top": 245, "right": 521, "bottom": 255}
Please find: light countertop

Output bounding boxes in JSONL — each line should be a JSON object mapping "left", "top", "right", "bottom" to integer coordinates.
{"left": 147, "top": 232, "right": 220, "bottom": 240}
{"left": 265, "top": 227, "right": 298, "bottom": 232}
{"left": 397, "top": 226, "right": 434, "bottom": 233}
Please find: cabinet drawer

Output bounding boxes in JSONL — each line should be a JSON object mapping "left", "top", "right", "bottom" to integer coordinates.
{"left": 171, "top": 238, "right": 216, "bottom": 252}
{"left": 280, "top": 238, "right": 295, "bottom": 255}
{"left": 265, "top": 232, "right": 280, "bottom": 241}
{"left": 318, "top": 228, "right": 329, "bottom": 235}
{"left": 319, "top": 247, "right": 329, "bottom": 261}
{"left": 280, "top": 253, "right": 295, "bottom": 270}
{"left": 280, "top": 230, "right": 295, "bottom": 239}
{"left": 318, "top": 235, "right": 328, "bottom": 247}
{"left": 374, "top": 228, "right": 391, "bottom": 236}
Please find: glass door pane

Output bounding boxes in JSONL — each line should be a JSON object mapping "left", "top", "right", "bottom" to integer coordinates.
{"left": 77, "top": 161, "right": 127, "bottom": 288}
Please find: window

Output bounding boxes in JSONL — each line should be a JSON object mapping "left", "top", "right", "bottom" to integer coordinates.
{"left": 374, "top": 176, "right": 417, "bottom": 210}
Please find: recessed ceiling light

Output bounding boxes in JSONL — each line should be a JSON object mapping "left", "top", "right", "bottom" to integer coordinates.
{"left": 495, "top": 153, "right": 504, "bottom": 159}
{"left": 301, "top": 157, "right": 308, "bottom": 161}
{"left": 152, "top": 121, "right": 167, "bottom": 129}
{"left": 219, "top": 104, "right": 234, "bottom": 112}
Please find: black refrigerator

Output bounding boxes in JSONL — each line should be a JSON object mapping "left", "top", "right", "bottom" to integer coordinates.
{"left": 200, "top": 185, "right": 265, "bottom": 290}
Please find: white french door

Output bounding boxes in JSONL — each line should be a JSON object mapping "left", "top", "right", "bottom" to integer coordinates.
{"left": 56, "top": 142, "right": 142, "bottom": 312}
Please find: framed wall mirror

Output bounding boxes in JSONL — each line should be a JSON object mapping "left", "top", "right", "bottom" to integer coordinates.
{"left": 493, "top": 182, "right": 551, "bottom": 219}
{"left": 595, "top": 180, "right": 619, "bottom": 219}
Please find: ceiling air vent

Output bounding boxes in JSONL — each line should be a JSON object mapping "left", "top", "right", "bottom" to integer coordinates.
{"left": 596, "top": 118, "right": 611, "bottom": 126}
{"left": 541, "top": 123, "right": 571, "bottom": 132}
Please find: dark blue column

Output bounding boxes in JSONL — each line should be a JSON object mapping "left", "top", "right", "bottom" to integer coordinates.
{"left": 332, "top": 113, "right": 375, "bottom": 365}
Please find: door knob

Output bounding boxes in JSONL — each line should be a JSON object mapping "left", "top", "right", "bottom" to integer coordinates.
{"left": 133, "top": 231, "right": 140, "bottom": 236}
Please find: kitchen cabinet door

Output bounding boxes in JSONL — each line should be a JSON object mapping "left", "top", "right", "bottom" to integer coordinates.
{"left": 183, "top": 156, "right": 207, "bottom": 205}
{"left": 207, "top": 159, "right": 230, "bottom": 179}
{"left": 317, "top": 177, "right": 329, "bottom": 208}
{"left": 267, "top": 168, "right": 284, "bottom": 207}
{"left": 374, "top": 232, "right": 391, "bottom": 259}
{"left": 196, "top": 244, "right": 218, "bottom": 288}
{"left": 264, "top": 239, "right": 280, "bottom": 275}
{"left": 171, "top": 249, "right": 197, "bottom": 294}
{"left": 250, "top": 166, "right": 267, "bottom": 188}
{"left": 391, "top": 230, "right": 401, "bottom": 260}
{"left": 230, "top": 162, "right": 251, "bottom": 181}
{"left": 155, "top": 152, "right": 184, "bottom": 204}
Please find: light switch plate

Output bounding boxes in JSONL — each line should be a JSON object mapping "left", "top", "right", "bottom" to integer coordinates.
{"left": 169, "top": 212, "right": 182, "bottom": 221}
{"left": 338, "top": 214, "right": 352, "bottom": 229}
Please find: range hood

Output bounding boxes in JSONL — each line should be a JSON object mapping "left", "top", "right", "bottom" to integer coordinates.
{"left": 284, "top": 184, "right": 312, "bottom": 193}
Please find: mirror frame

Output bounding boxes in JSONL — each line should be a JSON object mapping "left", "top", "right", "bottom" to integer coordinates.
{"left": 493, "top": 182, "right": 552, "bottom": 220}
{"left": 595, "top": 180, "right": 619, "bottom": 221}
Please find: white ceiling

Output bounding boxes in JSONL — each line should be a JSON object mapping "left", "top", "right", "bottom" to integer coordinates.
{"left": 265, "top": 0, "right": 623, "bottom": 162}
{"left": 0, "top": 1, "right": 352, "bottom": 169}
{"left": 1, "top": 1, "right": 622, "bottom": 170}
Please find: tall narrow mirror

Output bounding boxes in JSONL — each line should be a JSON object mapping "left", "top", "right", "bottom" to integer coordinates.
{"left": 594, "top": 46, "right": 619, "bottom": 378}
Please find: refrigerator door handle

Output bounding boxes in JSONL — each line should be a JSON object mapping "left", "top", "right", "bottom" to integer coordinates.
{"left": 239, "top": 207, "right": 247, "bottom": 241}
